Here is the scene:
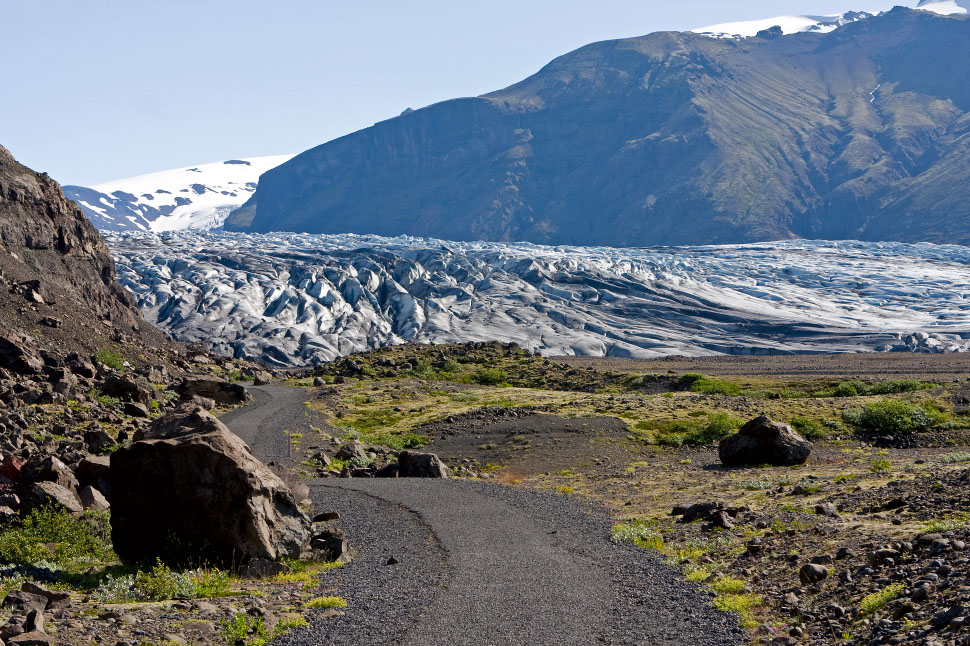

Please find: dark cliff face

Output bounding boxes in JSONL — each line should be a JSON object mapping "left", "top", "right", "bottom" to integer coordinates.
{"left": 0, "top": 145, "right": 174, "bottom": 358}
{"left": 228, "top": 9, "right": 970, "bottom": 247}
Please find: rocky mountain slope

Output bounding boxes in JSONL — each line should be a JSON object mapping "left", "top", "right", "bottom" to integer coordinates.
{"left": 63, "top": 155, "right": 292, "bottom": 232}
{"left": 107, "top": 231, "right": 970, "bottom": 366}
{"left": 0, "top": 145, "right": 177, "bottom": 365}
{"left": 226, "top": 8, "right": 970, "bottom": 247}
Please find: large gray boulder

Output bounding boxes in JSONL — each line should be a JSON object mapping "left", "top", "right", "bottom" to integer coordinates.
{"left": 719, "top": 416, "right": 812, "bottom": 467}
{"left": 110, "top": 404, "right": 311, "bottom": 566}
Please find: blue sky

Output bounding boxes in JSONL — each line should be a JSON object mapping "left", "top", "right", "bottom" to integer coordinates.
{"left": 2, "top": 1, "right": 906, "bottom": 186}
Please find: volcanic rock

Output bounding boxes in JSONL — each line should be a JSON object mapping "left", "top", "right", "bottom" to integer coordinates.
{"left": 719, "top": 416, "right": 811, "bottom": 467}
{"left": 109, "top": 404, "right": 311, "bottom": 565}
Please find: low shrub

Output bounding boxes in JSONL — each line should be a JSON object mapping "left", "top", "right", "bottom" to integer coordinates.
{"left": 473, "top": 368, "right": 509, "bottom": 386}
{"left": 843, "top": 399, "right": 933, "bottom": 434}
{"left": 0, "top": 508, "right": 114, "bottom": 569}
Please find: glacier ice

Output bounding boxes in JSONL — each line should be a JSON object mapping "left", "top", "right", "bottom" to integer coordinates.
{"left": 106, "top": 232, "right": 970, "bottom": 366}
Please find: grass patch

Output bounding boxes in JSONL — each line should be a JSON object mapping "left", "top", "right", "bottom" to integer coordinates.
{"left": 818, "top": 379, "right": 935, "bottom": 398}
{"left": 94, "top": 347, "right": 124, "bottom": 370}
{"left": 713, "top": 593, "right": 763, "bottom": 628}
{"left": 273, "top": 559, "right": 342, "bottom": 587}
{"left": 923, "top": 512, "right": 970, "bottom": 533}
{"left": 305, "top": 595, "right": 347, "bottom": 609}
{"left": 681, "top": 373, "right": 740, "bottom": 396}
{"left": 789, "top": 416, "right": 827, "bottom": 440}
{"left": 859, "top": 582, "right": 904, "bottom": 615}
{"left": 941, "top": 451, "right": 970, "bottom": 464}
{"left": 636, "top": 412, "right": 742, "bottom": 447}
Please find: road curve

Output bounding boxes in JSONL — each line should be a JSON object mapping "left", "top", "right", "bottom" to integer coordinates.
{"left": 225, "top": 385, "right": 746, "bottom": 646}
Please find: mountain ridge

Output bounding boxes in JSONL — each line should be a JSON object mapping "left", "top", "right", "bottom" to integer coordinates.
{"left": 226, "top": 8, "right": 970, "bottom": 247}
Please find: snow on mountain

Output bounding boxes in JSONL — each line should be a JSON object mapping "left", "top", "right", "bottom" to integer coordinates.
{"left": 917, "top": 0, "right": 970, "bottom": 14}
{"left": 691, "top": 10, "right": 873, "bottom": 38}
{"left": 106, "top": 231, "right": 970, "bottom": 367}
{"left": 63, "top": 155, "right": 293, "bottom": 232}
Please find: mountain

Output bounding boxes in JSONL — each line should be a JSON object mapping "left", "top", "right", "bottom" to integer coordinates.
{"left": 64, "top": 155, "right": 292, "bottom": 232}
{"left": 0, "top": 145, "right": 176, "bottom": 362}
{"left": 227, "top": 8, "right": 970, "bottom": 247}
{"left": 109, "top": 230, "right": 970, "bottom": 366}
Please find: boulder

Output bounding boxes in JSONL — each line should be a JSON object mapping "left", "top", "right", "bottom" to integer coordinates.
{"left": 101, "top": 374, "right": 154, "bottom": 406}
{"left": 110, "top": 404, "right": 311, "bottom": 566}
{"left": 75, "top": 455, "right": 111, "bottom": 498}
{"left": 78, "top": 485, "right": 110, "bottom": 511}
{"left": 799, "top": 563, "right": 828, "bottom": 585}
{"left": 1, "top": 590, "right": 46, "bottom": 614}
{"left": 177, "top": 377, "right": 250, "bottom": 405}
{"left": 20, "top": 582, "right": 70, "bottom": 610}
{"left": 334, "top": 440, "right": 367, "bottom": 461}
{"left": 8, "top": 631, "right": 54, "bottom": 646}
{"left": 123, "top": 402, "right": 150, "bottom": 418}
{"left": 83, "top": 428, "right": 117, "bottom": 454}
{"left": 21, "top": 482, "right": 83, "bottom": 515}
{"left": 23, "top": 456, "right": 78, "bottom": 491}
{"left": 252, "top": 371, "right": 273, "bottom": 386}
{"left": 718, "top": 416, "right": 812, "bottom": 467}
{"left": 0, "top": 336, "right": 43, "bottom": 375}
{"left": 398, "top": 451, "right": 450, "bottom": 478}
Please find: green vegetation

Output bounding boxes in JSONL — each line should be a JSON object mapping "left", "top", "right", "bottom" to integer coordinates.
{"left": 681, "top": 373, "right": 740, "bottom": 396}
{"left": 789, "top": 416, "right": 826, "bottom": 440}
{"left": 273, "top": 558, "right": 342, "bottom": 587}
{"left": 94, "top": 347, "right": 125, "bottom": 370}
{"left": 635, "top": 412, "right": 742, "bottom": 447}
{"left": 818, "top": 379, "right": 934, "bottom": 398}
{"left": 473, "top": 368, "right": 509, "bottom": 386}
{"left": 0, "top": 508, "right": 113, "bottom": 569}
{"left": 305, "top": 595, "right": 347, "bottom": 609}
{"left": 713, "top": 593, "right": 762, "bottom": 628}
{"left": 859, "top": 583, "right": 904, "bottom": 615}
{"left": 869, "top": 458, "right": 892, "bottom": 473}
{"left": 843, "top": 399, "right": 938, "bottom": 434}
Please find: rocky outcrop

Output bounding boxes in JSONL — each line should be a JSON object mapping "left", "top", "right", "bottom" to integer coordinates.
{"left": 0, "top": 144, "right": 177, "bottom": 364}
{"left": 109, "top": 404, "right": 311, "bottom": 566}
{"left": 718, "top": 416, "right": 812, "bottom": 467}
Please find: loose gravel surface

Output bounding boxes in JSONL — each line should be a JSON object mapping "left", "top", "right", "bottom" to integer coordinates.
{"left": 227, "top": 384, "right": 745, "bottom": 645}
{"left": 221, "top": 385, "right": 305, "bottom": 461}
{"left": 283, "top": 479, "right": 745, "bottom": 645}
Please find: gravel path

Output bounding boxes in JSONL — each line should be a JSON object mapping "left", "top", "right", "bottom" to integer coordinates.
{"left": 221, "top": 385, "right": 301, "bottom": 461}
{"left": 225, "top": 385, "right": 746, "bottom": 645}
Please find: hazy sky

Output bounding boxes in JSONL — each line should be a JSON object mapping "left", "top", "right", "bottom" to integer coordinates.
{"left": 2, "top": 1, "right": 909, "bottom": 186}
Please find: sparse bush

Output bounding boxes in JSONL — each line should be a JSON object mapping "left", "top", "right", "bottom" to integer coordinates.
{"left": 869, "top": 458, "right": 892, "bottom": 473}
{"left": 220, "top": 612, "right": 268, "bottom": 645}
{"left": 133, "top": 559, "right": 179, "bottom": 601}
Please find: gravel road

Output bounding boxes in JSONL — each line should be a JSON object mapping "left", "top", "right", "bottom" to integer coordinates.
{"left": 226, "top": 385, "right": 746, "bottom": 645}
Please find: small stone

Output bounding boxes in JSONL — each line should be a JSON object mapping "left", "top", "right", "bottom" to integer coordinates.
{"left": 386, "top": 556, "right": 399, "bottom": 565}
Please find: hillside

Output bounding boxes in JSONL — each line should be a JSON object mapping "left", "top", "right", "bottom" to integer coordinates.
{"left": 227, "top": 8, "right": 970, "bottom": 247}
{"left": 0, "top": 144, "right": 177, "bottom": 363}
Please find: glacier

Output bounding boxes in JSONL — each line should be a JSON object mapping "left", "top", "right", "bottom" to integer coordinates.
{"left": 105, "top": 232, "right": 970, "bottom": 367}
